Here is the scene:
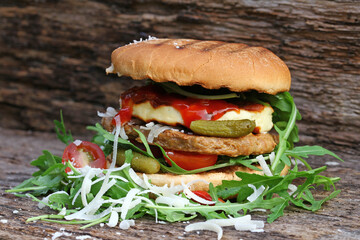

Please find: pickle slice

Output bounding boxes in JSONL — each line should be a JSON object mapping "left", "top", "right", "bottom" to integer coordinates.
{"left": 190, "top": 119, "right": 256, "bottom": 138}
{"left": 116, "top": 149, "right": 160, "bottom": 174}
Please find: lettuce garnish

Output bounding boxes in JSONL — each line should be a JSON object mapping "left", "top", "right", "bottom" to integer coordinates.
{"left": 7, "top": 90, "right": 343, "bottom": 228}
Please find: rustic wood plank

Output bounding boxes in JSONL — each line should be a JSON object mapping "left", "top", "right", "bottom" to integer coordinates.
{"left": 0, "top": 1, "right": 359, "bottom": 238}
{"left": 0, "top": 127, "right": 359, "bottom": 239}
{"left": 0, "top": 0, "right": 359, "bottom": 157}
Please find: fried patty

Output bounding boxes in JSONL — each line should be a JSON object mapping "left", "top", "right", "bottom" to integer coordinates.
{"left": 102, "top": 117, "right": 277, "bottom": 157}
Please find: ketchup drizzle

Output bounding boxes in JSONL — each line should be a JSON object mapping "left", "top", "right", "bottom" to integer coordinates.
{"left": 113, "top": 85, "right": 264, "bottom": 128}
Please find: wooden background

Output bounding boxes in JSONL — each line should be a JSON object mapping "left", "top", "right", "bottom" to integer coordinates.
{"left": 0, "top": 1, "right": 359, "bottom": 239}
{"left": 1, "top": 0, "right": 359, "bottom": 158}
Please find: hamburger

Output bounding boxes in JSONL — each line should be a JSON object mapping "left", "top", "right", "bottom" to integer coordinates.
{"left": 101, "top": 38, "right": 291, "bottom": 191}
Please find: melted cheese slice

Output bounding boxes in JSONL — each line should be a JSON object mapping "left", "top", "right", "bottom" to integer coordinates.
{"left": 132, "top": 101, "right": 274, "bottom": 133}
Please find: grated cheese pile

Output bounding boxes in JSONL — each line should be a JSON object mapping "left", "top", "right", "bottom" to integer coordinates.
{"left": 54, "top": 162, "right": 264, "bottom": 238}
{"left": 185, "top": 215, "right": 264, "bottom": 240}
{"left": 140, "top": 122, "right": 178, "bottom": 143}
{"left": 35, "top": 109, "right": 265, "bottom": 239}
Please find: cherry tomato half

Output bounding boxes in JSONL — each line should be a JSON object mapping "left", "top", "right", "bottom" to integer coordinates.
{"left": 164, "top": 150, "right": 218, "bottom": 171}
{"left": 62, "top": 141, "right": 107, "bottom": 172}
{"left": 192, "top": 190, "right": 225, "bottom": 205}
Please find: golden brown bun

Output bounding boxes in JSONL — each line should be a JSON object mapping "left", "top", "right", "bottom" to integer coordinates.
{"left": 109, "top": 38, "right": 291, "bottom": 94}
{"left": 137, "top": 165, "right": 290, "bottom": 192}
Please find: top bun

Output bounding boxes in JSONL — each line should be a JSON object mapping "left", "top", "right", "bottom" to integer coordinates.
{"left": 108, "top": 38, "right": 291, "bottom": 95}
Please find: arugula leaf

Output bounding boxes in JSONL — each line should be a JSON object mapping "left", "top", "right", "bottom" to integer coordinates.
{"left": 216, "top": 165, "right": 340, "bottom": 223}
{"left": 268, "top": 196, "right": 289, "bottom": 223}
{"left": 31, "top": 150, "right": 63, "bottom": 176}
{"left": 91, "top": 134, "right": 113, "bottom": 157}
{"left": 54, "top": 110, "right": 74, "bottom": 145}
{"left": 268, "top": 92, "right": 299, "bottom": 172}
{"left": 216, "top": 181, "right": 253, "bottom": 201}
{"left": 159, "top": 82, "right": 240, "bottom": 100}
{"left": 7, "top": 151, "right": 66, "bottom": 196}
{"left": 87, "top": 124, "right": 151, "bottom": 157}
{"left": 48, "top": 192, "right": 72, "bottom": 209}
{"left": 286, "top": 145, "right": 343, "bottom": 162}
{"left": 146, "top": 197, "right": 284, "bottom": 222}
{"left": 291, "top": 188, "right": 340, "bottom": 212}
{"left": 235, "top": 172, "right": 284, "bottom": 187}
{"left": 88, "top": 123, "right": 263, "bottom": 175}
{"left": 133, "top": 128, "right": 154, "bottom": 158}
{"left": 8, "top": 98, "right": 344, "bottom": 229}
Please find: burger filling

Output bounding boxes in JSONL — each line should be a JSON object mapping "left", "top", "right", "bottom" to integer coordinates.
{"left": 116, "top": 84, "right": 274, "bottom": 132}
{"left": 102, "top": 83, "right": 277, "bottom": 173}
{"left": 132, "top": 101, "right": 274, "bottom": 133}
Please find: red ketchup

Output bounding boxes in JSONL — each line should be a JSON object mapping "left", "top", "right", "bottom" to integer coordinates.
{"left": 112, "top": 85, "right": 264, "bottom": 128}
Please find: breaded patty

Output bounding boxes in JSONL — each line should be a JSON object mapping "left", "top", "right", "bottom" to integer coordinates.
{"left": 102, "top": 117, "right": 277, "bottom": 157}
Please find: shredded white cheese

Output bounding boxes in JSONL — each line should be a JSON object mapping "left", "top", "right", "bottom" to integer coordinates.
{"left": 247, "top": 184, "right": 265, "bottom": 202}
{"left": 97, "top": 107, "right": 117, "bottom": 118}
{"left": 58, "top": 141, "right": 268, "bottom": 240}
{"left": 325, "top": 161, "right": 340, "bottom": 166}
{"left": 72, "top": 187, "right": 82, "bottom": 206}
{"left": 73, "top": 140, "right": 82, "bottom": 146}
{"left": 256, "top": 155, "right": 273, "bottom": 176}
{"left": 105, "top": 64, "right": 114, "bottom": 74}
{"left": 269, "top": 152, "right": 275, "bottom": 165}
{"left": 288, "top": 184, "right": 298, "bottom": 196}
{"left": 186, "top": 215, "right": 265, "bottom": 239}
{"left": 235, "top": 219, "right": 264, "bottom": 232}
{"left": 119, "top": 219, "right": 135, "bottom": 230}
{"left": 142, "top": 174, "right": 183, "bottom": 196}
{"left": 185, "top": 222, "right": 223, "bottom": 240}
{"left": 58, "top": 207, "right": 67, "bottom": 216}
{"left": 65, "top": 177, "right": 116, "bottom": 220}
{"left": 92, "top": 175, "right": 129, "bottom": 186}
{"left": 128, "top": 35, "right": 157, "bottom": 45}
{"left": 146, "top": 123, "right": 173, "bottom": 143}
{"left": 120, "top": 188, "right": 141, "bottom": 220}
{"left": 51, "top": 230, "right": 72, "bottom": 240}
{"left": 112, "top": 115, "right": 122, "bottom": 168}
{"left": 140, "top": 122, "right": 180, "bottom": 143}
{"left": 128, "top": 169, "right": 147, "bottom": 189}
{"left": 155, "top": 195, "right": 191, "bottom": 208}
{"left": 75, "top": 236, "right": 93, "bottom": 240}
{"left": 81, "top": 168, "right": 95, "bottom": 206}
{"left": 182, "top": 181, "right": 215, "bottom": 205}
{"left": 250, "top": 208, "right": 267, "bottom": 212}
{"left": 207, "top": 215, "right": 251, "bottom": 226}
{"left": 107, "top": 211, "right": 119, "bottom": 227}
{"left": 140, "top": 121, "right": 155, "bottom": 130}
{"left": 106, "top": 164, "right": 131, "bottom": 173}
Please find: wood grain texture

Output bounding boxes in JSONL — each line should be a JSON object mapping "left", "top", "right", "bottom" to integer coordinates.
{"left": 0, "top": 1, "right": 359, "bottom": 238}
{"left": 0, "top": 127, "right": 359, "bottom": 239}
{"left": 0, "top": 0, "right": 359, "bottom": 158}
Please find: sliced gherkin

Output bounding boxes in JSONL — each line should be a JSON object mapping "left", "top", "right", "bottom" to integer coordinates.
{"left": 116, "top": 149, "right": 160, "bottom": 174}
{"left": 190, "top": 119, "right": 256, "bottom": 138}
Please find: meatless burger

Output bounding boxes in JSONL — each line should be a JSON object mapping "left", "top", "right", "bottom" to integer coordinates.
{"left": 102, "top": 38, "right": 291, "bottom": 191}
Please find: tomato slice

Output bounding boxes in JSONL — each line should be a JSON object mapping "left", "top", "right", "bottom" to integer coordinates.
{"left": 164, "top": 150, "right": 218, "bottom": 170}
{"left": 192, "top": 190, "right": 213, "bottom": 201}
{"left": 192, "top": 190, "right": 225, "bottom": 205}
{"left": 62, "top": 140, "right": 107, "bottom": 172}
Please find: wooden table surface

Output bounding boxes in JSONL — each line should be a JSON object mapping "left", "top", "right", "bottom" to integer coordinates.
{"left": 0, "top": 127, "right": 359, "bottom": 240}
{"left": 1, "top": 1, "right": 359, "bottom": 239}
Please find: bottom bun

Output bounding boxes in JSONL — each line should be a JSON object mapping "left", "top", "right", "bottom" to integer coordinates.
{"left": 137, "top": 165, "right": 290, "bottom": 192}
